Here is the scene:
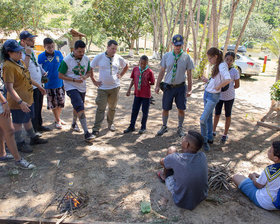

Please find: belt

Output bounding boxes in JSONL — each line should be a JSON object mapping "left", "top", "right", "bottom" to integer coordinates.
{"left": 169, "top": 82, "right": 185, "bottom": 88}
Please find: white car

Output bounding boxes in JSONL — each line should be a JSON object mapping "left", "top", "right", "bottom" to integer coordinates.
{"left": 235, "top": 54, "right": 261, "bottom": 77}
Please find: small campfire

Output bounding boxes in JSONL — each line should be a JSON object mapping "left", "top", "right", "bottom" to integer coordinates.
{"left": 208, "top": 162, "right": 232, "bottom": 191}
{"left": 57, "top": 189, "right": 87, "bottom": 213}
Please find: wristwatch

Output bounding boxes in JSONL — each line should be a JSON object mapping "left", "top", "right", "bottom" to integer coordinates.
{"left": 17, "top": 99, "right": 23, "bottom": 104}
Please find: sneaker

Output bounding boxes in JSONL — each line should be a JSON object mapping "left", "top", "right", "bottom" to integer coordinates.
{"left": 60, "top": 120, "right": 66, "bottom": 125}
{"left": 35, "top": 132, "right": 42, "bottom": 138}
{"left": 71, "top": 123, "right": 81, "bottom": 132}
{"left": 220, "top": 135, "right": 228, "bottom": 144}
{"left": 55, "top": 121, "right": 62, "bottom": 129}
{"left": 123, "top": 126, "right": 135, "bottom": 133}
{"left": 30, "top": 136, "right": 48, "bottom": 145}
{"left": 92, "top": 130, "right": 99, "bottom": 136}
{"left": 108, "top": 124, "right": 116, "bottom": 132}
{"left": 0, "top": 153, "right": 14, "bottom": 161}
{"left": 157, "top": 125, "right": 168, "bottom": 136}
{"left": 138, "top": 129, "right": 146, "bottom": 134}
{"left": 37, "top": 126, "right": 51, "bottom": 132}
{"left": 85, "top": 131, "right": 95, "bottom": 142}
{"left": 177, "top": 127, "right": 185, "bottom": 137}
{"left": 213, "top": 132, "right": 216, "bottom": 137}
{"left": 15, "top": 158, "right": 36, "bottom": 169}
{"left": 17, "top": 141, "right": 33, "bottom": 153}
{"left": 203, "top": 142, "right": 210, "bottom": 151}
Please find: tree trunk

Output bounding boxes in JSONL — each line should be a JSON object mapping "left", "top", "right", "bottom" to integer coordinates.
{"left": 136, "top": 38, "right": 140, "bottom": 55}
{"left": 198, "top": 0, "right": 210, "bottom": 58}
{"left": 160, "top": 0, "right": 165, "bottom": 54}
{"left": 277, "top": 55, "right": 280, "bottom": 81}
{"left": 188, "top": 0, "right": 197, "bottom": 64}
{"left": 149, "top": 0, "right": 160, "bottom": 59}
{"left": 179, "top": 0, "right": 187, "bottom": 36}
{"left": 129, "top": 39, "right": 135, "bottom": 57}
{"left": 206, "top": 0, "right": 214, "bottom": 50}
{"left": 183, "top": 10, "right": 191, "bottom": 51}
{"left": 223, "top": 0, "right": 239, "bottom": 56}
{"left": 195, "top": 0, "right": 201, "bottom": 40}
{"left": 212, "top": 0, "right": 218, "bottom": 47}
{"left": 216, "top": 0, "right": 223, "bottom": 47}
{"left": 234, "top": 0, "right": 257, "bottom": 54}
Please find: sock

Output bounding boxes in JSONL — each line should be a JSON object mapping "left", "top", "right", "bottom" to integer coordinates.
{"left": 178, "top": 115, "right": 184, "bottom": 127}
{"left": 26, "top": 128, "right": 36, "bottom": 138}
{"left": 14, "top": 130, "right": 24, "bottom": 143}
{"left": 79, "top": 117, "right": 88, "bottom": 134}
{"left": 162, "top": 115, "right": 168, "bottom": 126}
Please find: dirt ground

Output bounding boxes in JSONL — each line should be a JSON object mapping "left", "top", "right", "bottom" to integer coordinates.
{"left": 0, "top": 57, "right": 279, "bottom": 224}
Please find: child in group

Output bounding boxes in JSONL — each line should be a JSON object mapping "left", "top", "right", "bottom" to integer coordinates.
{"left": 158, "top": 130, "right": 208, "bottom": 210}
{"left": 232, "top": 141, "right": 280, "bottom": 210}
{"left": 38, "top": 38, "right": 65, "bottom": 129}
{"left": 212, "top": 51, "right": 240, "bottom": 144}
{"left": 123, "top": 55, "right": 155, "bottom": 134}
{"left": 200, "top": 47, "right": 231, "bottom": 151}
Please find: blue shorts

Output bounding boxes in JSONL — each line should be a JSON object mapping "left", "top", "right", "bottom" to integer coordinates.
{"left": 66, "top": 89, "right": 86, "bottom": 113}
{"left": 239, "top": 178, "right": 262, "bottom": 208}
{"left": 11, "top": 104, "right": 34, "bottom": 124}
{"left": 162, "top": 84, "right": 186, "bottom": 111}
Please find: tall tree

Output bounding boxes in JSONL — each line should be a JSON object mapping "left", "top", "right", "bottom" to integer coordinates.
{"left": 179, "top": 0, "right": 187, "bottom": 36}
{"left": 234, "top": 0, "right": 257, "bottom": 53}
{"left": 212, "top": 0, "right": 218, "bottom": 47}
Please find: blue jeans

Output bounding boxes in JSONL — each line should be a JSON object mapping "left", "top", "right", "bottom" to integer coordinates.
{"left": 200, "top": 91, "right": 220, "bottom": 143}
{"left": 129, "top": 96, "right": 150, "bottom": 129}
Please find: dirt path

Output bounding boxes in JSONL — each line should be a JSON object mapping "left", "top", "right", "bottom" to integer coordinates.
{"left": 0, "top": 58, "right": 279, "bottom": 223}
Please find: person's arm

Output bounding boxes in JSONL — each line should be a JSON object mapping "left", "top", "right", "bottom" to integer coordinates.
{"left": 5, "top": 82, "right": 31, "bottom": 113}
{"left": 90, "top": 69, "right": 102, "bottom": 87}
{"left": 126, "top": 79, "right": 134, "bottom": 96}
{"left": 215, "top": 63, "right": 231, "bottom": 90}
{"left": 31, "top": 80, "right": 46, "bottom": 95}
{"left": 155, "top": 66, "right": 166, "bottom": 94}
{"left": 149, "top": 71, "right": 155, "bottom": 85}
{"left": 117, "top": 64, "right": 129, "bottom": 79}
{"left": 58, "top": 72, "right": 83, "bottom": 84}
{"left": 186, "top": 69, "right": 192, "bottom": 97}
{"left": 249, "top": 172, "right": 265, "bottom": 189}
{"left": 0, "top": 92, "right": 10, "bottom": 118}
{"left": 234, "top": 79, "right": 240, "bottom": 89}
{"left": 23, "top": 47, "right": 32, "bottom": 68}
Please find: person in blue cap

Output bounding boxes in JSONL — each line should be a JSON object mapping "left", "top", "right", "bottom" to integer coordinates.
{"left": 19, "top": 31, "right": 50, "bottom": 133}
{"left": 155, "top": 34, "right": 194, "bottom": 137}
{"left": 1, "top": 39, "right": 47, "bottom": 154}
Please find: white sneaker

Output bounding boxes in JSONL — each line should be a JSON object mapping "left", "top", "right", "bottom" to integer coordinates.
{"left": 55, "top": 121, "right": 62, "bottom": 129}
{"left": 108, "top": 124, "right": 116, "bottom": 132}
{"left": 15, "top": 158, "right": 36, "bottom": 169}
{"left": 71, "top": 123, "right": 81, "bottom": 132}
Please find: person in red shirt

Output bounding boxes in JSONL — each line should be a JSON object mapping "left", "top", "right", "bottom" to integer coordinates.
{"left": 124, "top": 56, "right": 155, "bottom": 134}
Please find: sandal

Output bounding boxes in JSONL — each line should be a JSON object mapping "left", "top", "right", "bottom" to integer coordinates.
{"left": 157, "top": 170, "right": 166, "bottom": 183}
{"left": 0, "top": 153, "right": 14, "bottom": 161}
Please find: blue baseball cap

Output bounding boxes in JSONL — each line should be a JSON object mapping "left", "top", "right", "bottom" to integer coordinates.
{"left": 19, "top": 31, "right": 37, "bottom": 40}
{"left": 3, "top": 39, "right": 24, "bottom": 52}
{"left": 172, "top": 34, "right": 184, "bottom": 46}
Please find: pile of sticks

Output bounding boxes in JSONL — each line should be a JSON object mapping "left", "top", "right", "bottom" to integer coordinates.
{"left": 208, "top": 162, "right": 232, "bottom": 191}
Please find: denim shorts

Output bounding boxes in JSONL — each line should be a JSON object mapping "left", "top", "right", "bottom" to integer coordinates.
{"left": 162, "top": 84, "right": 186, "bottom": 110}
{"left": 66, "top": 89, "right": 86, "bottom": 113}
{"left": 11, "top": 104, "right": 34, "bottom": 124}
{"left": 239, "top": 178, "right": 262, "bottom": 208}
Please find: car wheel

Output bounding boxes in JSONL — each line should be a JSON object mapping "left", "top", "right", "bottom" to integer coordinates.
{"left": 237, "top": 67, "right": 242, "bottom": 76}
{"left": 244, "top": 74, "right": 252, "bottom": 78}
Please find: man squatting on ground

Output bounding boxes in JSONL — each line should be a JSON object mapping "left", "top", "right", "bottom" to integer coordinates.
{"left": 90, "top": 40, "right": 128, "bottom": 136}
{"left": 155, "top": 34, "right": 194, "bottom": 137}
{"left": 19, "top": 31, "right": 51, "bottom": 133}
{"left": 58, "top": 40, "right": 95, "bottom": 142}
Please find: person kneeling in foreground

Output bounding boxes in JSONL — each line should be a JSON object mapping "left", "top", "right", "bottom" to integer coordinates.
{"left": 159, "top": 130, "right": 208, "bottom": 210}
{"left": 232, "top": 141, "right": 280, "bottom": 210}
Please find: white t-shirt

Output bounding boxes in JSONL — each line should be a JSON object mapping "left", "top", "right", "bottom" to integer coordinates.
{"left": 220, "top": 67, "right": 240, "bottom": 101}
{"left": 205, "top": 62, "right": 231, "bottom": 93}
{"left": 22, "top": 49, "right": 43, "bottom": 89}
{"left": 58, "top": 53, "right": 90, "bottom": 93}
{"left": 256, "top": 164, "right": 280, "bottom": 210}
{"left": 90, "top": 53, "right": 127, "bottom": 90}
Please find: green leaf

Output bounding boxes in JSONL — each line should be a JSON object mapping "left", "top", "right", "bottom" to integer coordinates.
{"left": 140, "top": 201, "right": 151, "bottom": 214}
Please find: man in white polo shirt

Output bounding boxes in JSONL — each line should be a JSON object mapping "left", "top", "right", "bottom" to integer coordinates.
{"left": 90, "top": 40, "right": 128, "bottom": 136}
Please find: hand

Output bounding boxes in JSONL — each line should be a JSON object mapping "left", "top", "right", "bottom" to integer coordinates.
{"left": 25, "top": 46, "right": 32, "bottom": 55}
{"left": 38, "top": 86, "right": 46, "bottom": 95}
{"left": 20, "top": 101, "right": 31, "bottom": 113}
{"left": 80, "top": 76, "right": 87, "bottom": 80}
{"left": 93, "top": 80, "right": 102, "bottom": 87}
{"left": 155, "top": 86, "right": 160, "bottom": 94}
{"left": 126, "top": 90, "right": 131, "bottom": 96}
{"left": 74, "top": 78, "right": 83, "bottom": 84}
{"left": 249, "top": 172, "right": 259, "bottom": 180}
{"left": 201, "top": 76, "right": 208, "bottom": 83}
{"left": 215, "top": 86, "right": 221, "bottom": 91}
{"left": 2, "top": 103, "right": 10, "bottom": 118}
{"left": 186, "top": 90, "right": 192, "bottom": 97}
{"left": 117, "top": 73, "right": 122, "bottom": 79}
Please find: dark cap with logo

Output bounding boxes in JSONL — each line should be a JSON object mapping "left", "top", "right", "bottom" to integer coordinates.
{"left": 172, "top": 34, "right": 184, "bottom": 46}
{"left": 3, "top": 39, "right": 24, "bottom": 52}
{"left": 19, "top": 31, "right": 37, "bottom": 40}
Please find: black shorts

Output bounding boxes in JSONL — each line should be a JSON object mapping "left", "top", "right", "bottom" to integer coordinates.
{"left": 215, "top": 99, "right": 234, "bottom": 117}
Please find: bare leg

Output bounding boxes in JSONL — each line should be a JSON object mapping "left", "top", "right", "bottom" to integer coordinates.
{"left": 224, "top": 116, "right": 231, "bottom": 136}
{"left": 52, "top": 107, "right": 62, "bottom": 123}
{"left": 232, "top": 174, "right": 247, "bottom": 187}
{"left": 213, "top": 114, "right": 220, "bottom": 133}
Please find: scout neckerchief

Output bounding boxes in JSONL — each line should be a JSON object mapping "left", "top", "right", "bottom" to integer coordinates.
{"left": 71, "top": 53, "right": 85, "bottom": 76}
{"left": 171, "top": 49, "right": 183, "bottom": 83}
{"left": 46, "top": 52, "right": 55, "bottom": 63}
{"left": 105, "top": 51, "right": 113, "bottom": 75}
{"left": 8, "top": 58, "right": 33, "bottom": 92}
{"left": 138, "top": 65, "right": 149, "bottom": 90}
